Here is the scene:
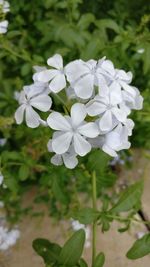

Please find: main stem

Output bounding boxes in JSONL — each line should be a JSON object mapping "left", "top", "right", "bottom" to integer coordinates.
{"left": 92, "top": 171, "right": 97, "bottom": 267}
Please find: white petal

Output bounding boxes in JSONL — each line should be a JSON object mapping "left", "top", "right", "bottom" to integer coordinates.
{"left": 18, "top": 90, "right": 26, "bottom": 104}
{"left": 116, "top": 70, "right": 132, "bottom": 83}
{"left": 15, "top": 105, "right": 26, "bottom": 124}
{"left": 36, "top": 69, "right": 58, "bottom": 83}
{"left": 47, "top": 112, "right": 71, "bottom": 131}
{"left": 63, "top": 154, "right": 78, "bottom": 169}
{"left": 101, "top": 59, "right": 115, "bottom": 76}
{"left": 74, "top": 74, "right": 94, "bottom": 99}
{"left": 120, "top": 82, "right": 136, "bottom": 97}
{"left": 78, "top": 122, "right": 99, "bottom": 138}
{"left": 102, "top": 144, "right": 118, "bottom": 157}
{"left": 123, "top": 119, "right": 134, "bottom": 136}
{"left": 109, "top": 81, "right": 122, "bottom": 105}
{"left": 47, "top": 54, "right": 63, "bottom": 70}
{"left": 105, "top": 131, "right": 121, "bottom": 148}
{"left": 99, "top": 110, "right": 112, "bottom": 131}
{"left": 30, "top": 94, "right": 52, "bottom": 111}
{"left": 97, "top": 75, "right": 109, "bottom": 96}
{"left": 111, "top": 107, "right": 127, "bottom": 122}
{"left": 73, "top": 134, "right": 91, "bottom": 156}
{"left": 51, "top": 154, "right": 63, "bottom": 166}
{"left": 65, "top": 60, "right": 88, "bottom": 83}
{"left": 25, "top": 106, "right": 40, "bottom": 128}
{"left": 0, "top": 20, "right": 8, "bottom": 33}
{"left": 47, "top": 139, "right": 53, "bottom": 152}
{"left": 71, "top": 103, "right": 86, "bottom": 127}
{"left": 52, "top": 132, "right": 72, "bottom": 154}
{"left": 49, "top": 74, "right": 66, "bottom": 93}
{"left": 86, "top": 100, "right": 106, "bottom": 116}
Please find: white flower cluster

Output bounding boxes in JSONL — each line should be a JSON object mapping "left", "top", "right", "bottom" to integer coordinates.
{"left": 0, "top": 226, "right": 20, "bottom": 250}
{"left": 0, "top": 0, "right": 10, "bottom": 34}
{"left": 71, "top": 219, "right": 91, "bottom": 248}
{"left": 15, "top": 54, "right": 143, "bottom": 169}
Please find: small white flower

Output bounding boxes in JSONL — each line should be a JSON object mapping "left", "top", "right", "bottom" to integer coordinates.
{"left": 102, "top": 124, "right": 131, "bottom": 157}
{"left": 35, "top": 54, "right": 67, "bottom": 93}
{"left": 137, "top": 48, "right": 145, "bottom": 54}
{"left": 0, "top": 0, "right": 10, "bottom": 13}
{"left": 0, "top": 226, "right": 20, "bottom": 251}
{"left": 47, "top": 103, "right": 99, "bottom": 156}
{"left": 110, "top": 69, "right": 136, "bottom": 97}
{"left": 65, "top": 59, "right": 102, "bottom": 99}
{"left": 86, "top": 83, "right": 128, "bottom": 132}
{"left": 15, "top": 86, "right": 52, "bottom": 128}
{"left": 0, "top": 138, "right": 7, "bottom": 146}
{"left": 47, "top": 140, "right": 78, "bottom": 169}
{"left": 0, "top": 173, "right": 4, "bottom": 185}
{"left": 122, "top": 86, "right": 143, "bottom": 110}
{"left": 0, "top": 20, "right": 8, "bottom": 34}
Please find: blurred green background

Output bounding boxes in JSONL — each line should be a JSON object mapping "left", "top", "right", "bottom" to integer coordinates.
{"left": 0, "top": 0, "right": 150, "bottom": 222}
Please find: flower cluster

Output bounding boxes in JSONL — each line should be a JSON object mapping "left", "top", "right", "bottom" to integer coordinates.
{"left": 0, "top": 0, "right": 10, "bottom": 34}
{"left": 15, "top": 54, "right": 143, "bottom": 169}
{"left": 0, "top": 226, "right": 20, "bottom": 250}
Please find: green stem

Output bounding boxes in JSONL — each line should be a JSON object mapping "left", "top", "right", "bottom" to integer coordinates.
{"left": 92, "top": 171, "right": 97, "bottom": 267}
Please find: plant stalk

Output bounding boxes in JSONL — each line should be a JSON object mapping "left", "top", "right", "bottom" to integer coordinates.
{"left": 92, "top": 171, "right": 97, "bottom": 267}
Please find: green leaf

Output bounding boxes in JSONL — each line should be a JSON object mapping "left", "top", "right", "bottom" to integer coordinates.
{"left": 79, "top": 258, "right": 88, "bottom": 267}
{"left": 59, "top": 229, "right": 85, "bottom": 266}
{"left": 111, "top": 181, "right": 143, "bottom": 213}
{"left": 32, "top": 238, "right": 61, "bottom": 264}
{"left": 127, "top": 234, "right": 150, "bottom": 260}
{"left": 94, "top": 252, "right": 105, "bottom": 267}
{"left": 19, "top": 165, "right": 30, "bottom": 181}
{"left": 77, "top": 13, "right": 95, "bottom": 30}
{"left": 96, "top": 19, "right": 120, "bottom": 33}
{"left": 52, "top": 177, "right": 68, "bottom": 204}
{"left": 72, "top": 208, "right": 98, "bottom": 225}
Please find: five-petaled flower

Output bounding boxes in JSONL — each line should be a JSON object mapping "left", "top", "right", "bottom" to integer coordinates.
{"left": 47, "top": 103, "right": 99, "bottom": 156}
{"left": 15, "top": 86, "right": 52, "bottom": 128}
{"left": 35, "top": 54, "right": 67, "bottom": 93}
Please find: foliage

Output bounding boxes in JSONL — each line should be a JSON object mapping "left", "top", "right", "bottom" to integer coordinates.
{"left": 127, "top": 233, "right": 150, "bottom": 260}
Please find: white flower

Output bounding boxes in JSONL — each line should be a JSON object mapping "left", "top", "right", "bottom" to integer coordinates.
{"left": 15, "top": 86, "right": 52, "bottom": 128}
{"left": 137, "top": 48, "right": 145, "bottom": 54}
{"left": 32, "top": 66, "right": 51, "bottom": 94}
{"left": 0, "top": 226, "right": 20, "bottom": 251}
{"left": 0, "top": 0, "right": 10, "bottom": 13}
{"left": 35, "top": 54, "right": 66, "bottom": 93}
{"left": 0, "top": 173, "right": 4, "bottom": 185}
{"left": 47, "top": 140, "right": 78, "bottom": 169}
{"left": 86, "top": 83, "right": 128, "bottom": 132}
{"left": 0, "top": 20, "right": 8, "bottom": 34}
{"left": 97, "top": 57, "right": 116, "bottom": 79}
{"left": 47, "top": 103, "right": 99, "bottom": 156}
{"left": 122, "top": 87, "right": 143, "bottom": 110}
{"left": 110, "top": 69, "right": 136, "bottom": 97}
{"left": 102, "top": 124, "right": 131, "bottom": 157}
{"left": 65, "top": 59, "right": 102, "bottom": 99}
{"left": 0, "top": 138, "right": 7, "bottom": 146}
